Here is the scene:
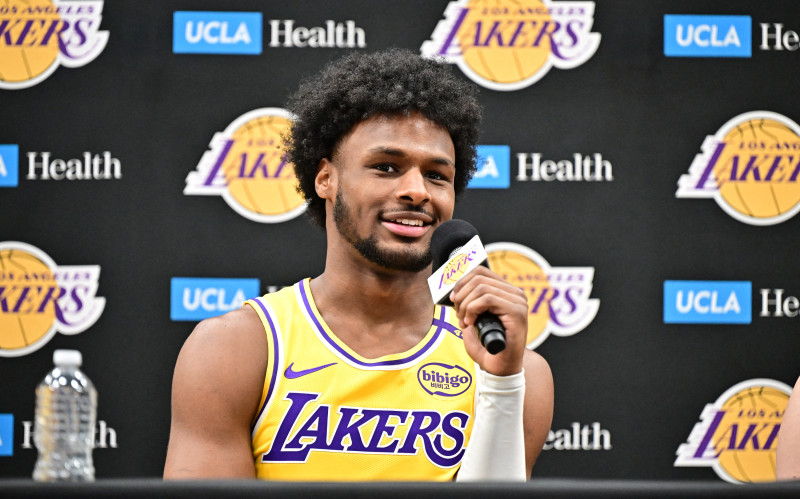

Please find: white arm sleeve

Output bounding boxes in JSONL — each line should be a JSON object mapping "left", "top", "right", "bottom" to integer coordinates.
{"left": 456, "top": 368, "right": 526, "bottom": 482}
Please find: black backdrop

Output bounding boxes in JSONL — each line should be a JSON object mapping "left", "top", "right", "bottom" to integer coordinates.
{"left": 2, "top": 0, "right": 799, "bottom": 483}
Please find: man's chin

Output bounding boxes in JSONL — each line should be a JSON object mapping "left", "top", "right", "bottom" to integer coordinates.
{"left": 357, "top": 242, "right": 432, "bottom": 273}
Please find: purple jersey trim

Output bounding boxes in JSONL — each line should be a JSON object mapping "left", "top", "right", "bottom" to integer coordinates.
{"left": 298, "top": 280, "right": 446, "bottom": 368}
{"left": 432, "top": 318, "right": 461, "bottom": 336}
{"left": 250, "top": 296, "right": 281, "bottom": 430}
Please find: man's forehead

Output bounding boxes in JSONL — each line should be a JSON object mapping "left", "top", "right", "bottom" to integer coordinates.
{"left": 332, "top": 112, "right": 454, "bottom": 158}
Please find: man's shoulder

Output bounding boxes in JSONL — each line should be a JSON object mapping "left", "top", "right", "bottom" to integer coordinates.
{"left": 249, "top": 281, "right": 305, "bottom": 305}
{"left": 186, "top": 305, "right": 264, "bottom": 353}
{"left": 522, "top": 349, "right": 551, "bottom": 377}
{"left": 201, "top": 304, "right": 261, "bottom": 328}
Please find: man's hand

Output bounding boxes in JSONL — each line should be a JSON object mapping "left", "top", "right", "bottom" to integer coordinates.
{"left": 449, "top": 265, "right": 529, "bottom": 376}
{"left": 449, "top": 265, "right": 553, "bottom": 476}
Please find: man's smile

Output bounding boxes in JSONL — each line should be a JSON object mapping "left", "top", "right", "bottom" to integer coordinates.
{"left": 380, "top": 210, "right": 434, "bottom": 237}
{"left": 380, "top": 210, "right": 434, "bottom": 238}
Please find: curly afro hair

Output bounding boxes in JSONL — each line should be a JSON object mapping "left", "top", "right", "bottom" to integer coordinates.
{"left": 285, "top": 48, "right": 483, "bottom": 228}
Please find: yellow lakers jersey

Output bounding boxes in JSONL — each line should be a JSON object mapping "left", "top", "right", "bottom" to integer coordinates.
{"left": 245, "top": 279, "right": 476, "bottom": 481}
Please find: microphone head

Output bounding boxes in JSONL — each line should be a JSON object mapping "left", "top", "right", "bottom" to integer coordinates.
{"left": 431, "top": 219, "right": 480, "bottom": 270}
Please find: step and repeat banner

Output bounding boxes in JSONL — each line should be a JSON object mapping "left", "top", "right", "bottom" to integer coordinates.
{"left": 2, "top": 0, "right": 799, "bottom": 484}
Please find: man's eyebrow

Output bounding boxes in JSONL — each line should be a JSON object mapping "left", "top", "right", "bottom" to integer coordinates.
{"left": 367, "top": 146, "right": 454, "bottom": 166}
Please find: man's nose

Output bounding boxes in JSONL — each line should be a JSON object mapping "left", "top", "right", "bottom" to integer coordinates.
{"left": 395, "top": 168, "right": 431, "bottom": 205}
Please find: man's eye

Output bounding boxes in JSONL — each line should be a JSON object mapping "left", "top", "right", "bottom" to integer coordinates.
{"left": 374, "top": 164, "right": 395, "bottom": 172}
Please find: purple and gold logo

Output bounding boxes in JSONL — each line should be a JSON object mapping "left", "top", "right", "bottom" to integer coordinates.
{"left": 0, "top": 0, "right": 109, "bottom": 90}
{"left": 675, "top": 379, "right": 791, "bottom": 483}
{"left": 0, "top": 242, "right": 105, "bottom": 357}
{"left": 184, "top": 107, "right": 306, "bottom": 223}
{"left": 441, "top": 253, "right": 473, "bottom": 287}
{"left": 421, "top": 0, "right": 601, "bottom": 91}
{"left": 261, "top": 391, "right": 470, "bottom": 468}
{"left": 417, "top": 362, "right": 472, "bottom": 397}
{"left": 676, "top": 111, "right": 800, "bottom": 225}
{"left": 486, "top": 242, "right": 599, "bottom": 349}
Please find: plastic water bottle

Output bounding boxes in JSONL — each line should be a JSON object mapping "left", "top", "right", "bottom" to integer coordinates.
{"left": 33, "top": 349, "right": 97, "bottom": 482}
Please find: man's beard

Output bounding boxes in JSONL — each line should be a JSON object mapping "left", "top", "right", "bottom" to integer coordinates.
{"left": 333, "top": 190, "right": 432, "bottom": 272}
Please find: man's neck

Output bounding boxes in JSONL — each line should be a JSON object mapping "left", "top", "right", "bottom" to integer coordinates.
{"left": 309, "top": 251, "right": 436, "bottom": 359}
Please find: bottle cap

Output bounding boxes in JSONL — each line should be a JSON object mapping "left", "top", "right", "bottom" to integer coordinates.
{"left": 53, "top": 349, "right": 82, "bottom": 367}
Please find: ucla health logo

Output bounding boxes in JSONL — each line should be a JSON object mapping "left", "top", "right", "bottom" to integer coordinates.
{"left": 0, "top": 145, "right": 18, "bottom": 187}
{"left": 676, "top": 111, "right": 800, "bottom": 225}
{"left": 544, "top": 420, "right": 612, "bottom": 451}
{"left": 664, "top": 15, "right": 751, "bottom": 58}
{"left": 675, "top": 379, "right": 790, "bottom": 483}
{"left": 468, "top": 145, "right": 510, "bottom": 189}
{"left": 0, "top": 0, "right": 109, "bottom": 90}
{"left": 485, "top": 242, "right": 599, "bottom": 349}
{"left": 268, "top": 19, "right": 366, "bottom": 48}
{"left": 0, "top": 242, "right": 105, "bottom": 357}
{"left": 0, "top": 414, "right": 13, "bottom": 456}
{"left": 0, "top": 145, "right": 121, "bottom": 183}
{"left": 421, "top": 0, "right": 600, "bottom": 91}
{"left": 184, "top": 108, "right": 306, "bottom": 223}
{"left": 173, "top": 11, "right": 262, "bottom": 54}
{"left": 664, "top": 281, "right": 751, "bottom": 324}
{"left": 170, "top": 277, "right": 260, "bottom": 321}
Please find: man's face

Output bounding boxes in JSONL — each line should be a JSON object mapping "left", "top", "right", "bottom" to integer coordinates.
{"left": 323, "top": 112, "right": 456, "bottom": 272}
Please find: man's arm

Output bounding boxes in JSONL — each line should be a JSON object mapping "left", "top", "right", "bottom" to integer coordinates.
{"left": 521, "top": 349, "right": 554, "bottom": 475}
{"left": 776, "top": 376, "right": 800, "bottom": 480}
{"left": 163, "top": 306, "right": 267, "bottom": 479}
{"left": 450, "top": 265, "right": 554, "bottom": 478}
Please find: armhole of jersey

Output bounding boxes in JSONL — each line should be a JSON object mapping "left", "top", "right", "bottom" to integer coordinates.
{"left": 245, "top": 296, "right": 284, "bottom": 439}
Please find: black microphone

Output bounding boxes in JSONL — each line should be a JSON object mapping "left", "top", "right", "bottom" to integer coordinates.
{"left": 428, "top": 219, "right": 506, "bottom": 355}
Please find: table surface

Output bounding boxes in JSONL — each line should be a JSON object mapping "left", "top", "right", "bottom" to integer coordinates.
{"left": 2, "top": 478, "right": 800, "bottom": 498}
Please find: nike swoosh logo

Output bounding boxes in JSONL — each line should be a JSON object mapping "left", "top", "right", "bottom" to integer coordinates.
{"left": 284, "top": 362, "right": 337, "bottom": 379}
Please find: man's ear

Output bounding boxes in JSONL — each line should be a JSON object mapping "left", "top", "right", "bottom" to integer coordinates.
{"left": 315, "top": 158, "right": 336, "bottom": 200}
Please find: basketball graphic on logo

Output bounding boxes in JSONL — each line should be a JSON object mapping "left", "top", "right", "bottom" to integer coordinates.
{"left": 487, "top": 248, "right": 550, "bottom": 348}
{"left": 714, "top": 118, "right": 800, "bottom": 221}
{"left": 0, "top": 248, "right": 57, "bottom": 353}
{"left": 221, "top": 110, "right": 306, "bottom": 221}
{"left": 185, "top": 108, "right": 308, "bottom": 223}
{"left": 714, "top": 385, "right": 788, "bottom": 483}
{"left": 0, "top": 0, "right": 61, "bottom": 85}
{"left": 443, "top": 254, "right": 471, "bottom": 286}
{"left": 458, "top": 0, "right": 553, "bottom": 85}
{"left": 0, "top": 242, "right": 104, "bottom": 358}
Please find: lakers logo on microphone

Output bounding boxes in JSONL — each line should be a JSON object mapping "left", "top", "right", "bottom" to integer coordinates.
{"left": 442, "top": 253, "right": 473, "bottom": 286}
{"left": 0, "top": 0, "right": 109, "bottom": 90}
{"left": 486, "top": 242, "right": 599, "bottom": 349}
{"left": 0, "top": 242, "right": 105, "bottom": 357}
{"left": 675, "top": 379, "right": 791, "bottom": 483}
{"left": 676, "top": 111, "right": 800, "bottom": 225}
{"left": 428, "top": 234, "right": 486, "bottom": 304}
{"left": 184, "top": 108, "right": 306, "bottom": 223}
{"left": 421, "top": 0, "right": 601, "bottom": 91}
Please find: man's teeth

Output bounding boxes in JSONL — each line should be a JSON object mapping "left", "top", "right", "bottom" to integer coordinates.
{"left": 395, "top": 219, "right": 423, "bottom": 227}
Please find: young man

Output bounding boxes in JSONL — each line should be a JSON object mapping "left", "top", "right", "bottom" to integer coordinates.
{"left": 164, "top": 49, "right": 553, "bottom": 481}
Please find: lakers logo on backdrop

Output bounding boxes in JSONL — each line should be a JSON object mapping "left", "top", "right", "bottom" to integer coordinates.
{"left": 0, "top": 0, "right": 109, "bottom": 90}
{"left": 184, "top": 108, "right": 306, "bottom": 223}
{"left": 421, "top": 0, "right": 601, "bottom": 91}
{"left": 675, "top": 379, "right": 791, "bottom": 483}
{"left": 0, "top": 242, "right": 105, "bottom": 357}
{"left": 485, "top": 242, "right": 599, "bottom": 349}
{"left": 676, "top": 111, "right": 800, "bottom": 225}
